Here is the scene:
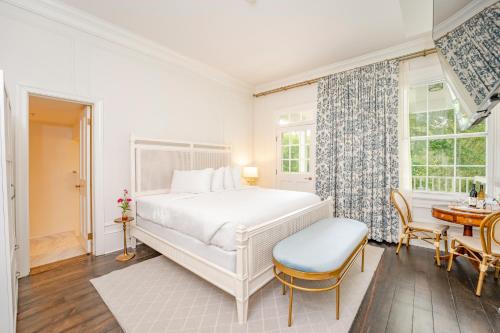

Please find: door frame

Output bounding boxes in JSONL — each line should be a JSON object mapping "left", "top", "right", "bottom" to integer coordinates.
{"left": 16, "top": 85, "right": 104, "bottom": 277}
{"left": 273, "top": 103, "right": 316, "bottom": 188}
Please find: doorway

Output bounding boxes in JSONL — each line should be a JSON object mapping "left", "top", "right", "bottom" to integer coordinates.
{"left": 28, "top": 95, "right": 92, "bottom": 268}
{"left": 275, "top": 106, "right": 315, "bottom": 192}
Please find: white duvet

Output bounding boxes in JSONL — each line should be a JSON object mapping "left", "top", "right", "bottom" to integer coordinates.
{"left": 136, "top": 187, "right": 320, "bottom": 251}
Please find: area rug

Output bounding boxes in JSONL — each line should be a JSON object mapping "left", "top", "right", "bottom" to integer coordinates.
{"left": 91, "top": 245, "right": 384, "bottom": 333}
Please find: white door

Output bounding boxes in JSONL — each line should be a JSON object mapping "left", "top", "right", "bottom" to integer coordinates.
{"left": 0, "top": 70, "right": 16, "bottom": 333}
{"left": 276, "top": 125, "right": 315, "bottom": 192}
{"left": 78, "top": 106, "right": 92, "bottom": 253}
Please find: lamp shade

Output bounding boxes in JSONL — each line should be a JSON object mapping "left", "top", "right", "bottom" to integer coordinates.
{"left": 243, "top": 166, "right": 259, "bottom": 178}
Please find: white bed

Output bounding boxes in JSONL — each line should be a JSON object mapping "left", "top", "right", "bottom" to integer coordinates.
{"left": 129, "top": 137, "right": 332, "bottom": 323}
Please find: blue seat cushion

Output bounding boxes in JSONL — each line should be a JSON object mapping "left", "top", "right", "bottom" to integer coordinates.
{"left": 273, "top": 218, "right": 368, "bottom": 273}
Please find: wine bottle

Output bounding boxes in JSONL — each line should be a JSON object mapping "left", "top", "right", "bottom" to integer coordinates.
{"left": 469, "top": 183, "right": 477, "bottom": 207}
{"left": 476, "top": 185, "right": 485, "bottom": 209}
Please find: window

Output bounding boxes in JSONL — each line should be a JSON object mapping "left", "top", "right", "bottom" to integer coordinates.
{"left": 409, "top": 82, "right": 487, "bottom": 193}
{"left": 280, "top": 129, "right": 311, "bottom": 173}
{"left": 278, "top": 111, "right": 312, "bottom": 126}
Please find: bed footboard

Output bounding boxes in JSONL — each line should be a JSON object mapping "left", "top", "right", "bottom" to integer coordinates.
{"left": 235, "top": 197, "right": 333, "bottom": 322}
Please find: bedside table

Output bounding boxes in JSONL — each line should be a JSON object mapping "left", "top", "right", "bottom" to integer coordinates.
{"left": 114, "top": 217, "right": 135, "bottom": 261}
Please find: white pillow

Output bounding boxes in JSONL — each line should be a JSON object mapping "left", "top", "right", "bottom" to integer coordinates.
{"left": 211, "top": 167, "right": 225, "bottom": 192}
{"left": 170, "top": 168, "right": 213, "bottom": 193}
{"left": 223, "top": 166, "right": 234, "bottom": 190}
{"left": 231, "top": 166, "right": 242, "bottom": 189}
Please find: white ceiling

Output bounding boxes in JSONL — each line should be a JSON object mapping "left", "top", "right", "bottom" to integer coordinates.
{"left": 60, "top": 0, "right": 432, "bottom": 85}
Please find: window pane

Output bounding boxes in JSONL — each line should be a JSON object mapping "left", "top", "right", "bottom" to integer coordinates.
{"left": 290, "top": 160, "right": 299, "bottom": 172}
{"left": 290, "top": 132, "right": 299, "bottom": 144}
{"left": 428, "top": 83, "right": 453, "bottom": 111}
{"left": 428, "top": 139, "right": 454, "bottom": 165}
{"left": 410, "top": 140, "right": 427, "bottom": 165}
{"left": 409, "top": 86, "right": 427, "bottom": 113}
{"left": 412, "top": 166, "right": 427, "bottom": 190}
{"left": 409, "top": 113, "right": 427, "bottom": 136}
{"left": 306, "top": 130, "right": 311, "bottom": 144}
{"left": 305, "top": 144, "right": 310, "bottom": 159}
{"left": 306, "top": 160, "right": 310, "bottom": 172}
{"left": 457, "top": 137, "right": 486, "bottom": 165}
{"left": 282, "top": 146, "right": 290, "bottom": 159}
{"left": 282, "top": 160, "right": 289, "bottom": 172}
{"left": 290, "top": 112, "right": 301, "bottom": 123}
{"left": 428, "top": 109, "right": 454, "bottom": 135}
{"left": 282, "top": 132, "right": 289, "bottom": 145}
{"left": 301, "top": 112, "right": 313, "bottom": 121}
{"left": 456, "top": 166, "right": 486, "bottom": 177}
{"left": 428, "top": 166, "right": 454, "bottom": 192}
{"left": 279, "top": 113, "right": 289, "bottom": 126}
{"left": 290, "top": 145, "right": 299, "bottom": 159}
{"left": 458, "top": 120, "right": 486, "bottom": 134}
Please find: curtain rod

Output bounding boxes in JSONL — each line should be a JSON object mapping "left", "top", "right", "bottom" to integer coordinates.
{"left": 253, "top": 47, "right": 437, "bottom": 98}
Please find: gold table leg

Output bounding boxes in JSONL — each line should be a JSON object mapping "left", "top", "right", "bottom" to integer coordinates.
{"left": 116, "top": 222, "right": 135, "bottom": 262}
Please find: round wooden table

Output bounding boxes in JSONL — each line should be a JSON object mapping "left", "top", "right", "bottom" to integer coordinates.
{"left": 431, "top": 205, "right": 488, "bottom": 236}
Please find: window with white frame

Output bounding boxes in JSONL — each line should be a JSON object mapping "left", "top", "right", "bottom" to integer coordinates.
{"left": 409, "top": 81, "right": 487, "bottom": 193}
{"left": 277, "top": 109, "right": 313, "bottom": 174}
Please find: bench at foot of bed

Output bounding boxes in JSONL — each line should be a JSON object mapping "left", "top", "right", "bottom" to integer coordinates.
{"left": 272, "top": 217, "right": 368, "bottom": 327}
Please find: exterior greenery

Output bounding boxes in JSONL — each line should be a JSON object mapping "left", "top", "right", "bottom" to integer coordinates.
{"left": 409, "top": 82, "right": 487, "bottom": 193}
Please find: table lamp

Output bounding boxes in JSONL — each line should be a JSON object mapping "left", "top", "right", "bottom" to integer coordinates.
{"left": 243, "top": 166, "right": 259, "bottom": 185}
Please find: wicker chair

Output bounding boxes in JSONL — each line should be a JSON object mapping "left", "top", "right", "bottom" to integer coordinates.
{"left": 390, "top": 189, "right": 449, "bottom": 266}
{"left": 447, "top": 211, "right": 500, "bottom": 296}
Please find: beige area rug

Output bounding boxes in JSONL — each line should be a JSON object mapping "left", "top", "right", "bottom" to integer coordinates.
{"left": 91, "top": 245, "right": 384, "bottom": 333}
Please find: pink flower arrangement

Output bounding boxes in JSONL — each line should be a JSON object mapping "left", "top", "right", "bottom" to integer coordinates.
{"left": 117, "top": 189, "right": 132, "bottom": 219}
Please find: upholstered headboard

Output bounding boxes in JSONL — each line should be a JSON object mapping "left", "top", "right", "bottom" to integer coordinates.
{"left": 130, "top": 136, "right": 231, "bottom": 197}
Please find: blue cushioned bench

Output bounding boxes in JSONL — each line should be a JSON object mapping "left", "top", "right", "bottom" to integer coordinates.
{"left": 272, "top": 217, "right": 368, "bottom": 327}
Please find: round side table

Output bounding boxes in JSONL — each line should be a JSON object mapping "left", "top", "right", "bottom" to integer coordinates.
{"left": 114, "top": 217, "right": 135, "bottom": 261}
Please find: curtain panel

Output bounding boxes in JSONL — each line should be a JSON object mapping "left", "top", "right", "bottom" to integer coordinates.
{"left": 435, "top": 2, "right": 500, "bottom": 107}
{"left": 315, "top": 60, "right": 400, "bottom": 242}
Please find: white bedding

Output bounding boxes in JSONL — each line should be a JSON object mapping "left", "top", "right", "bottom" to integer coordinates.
{"left": 136, "top": 187, "right": 321, "bottom": 251}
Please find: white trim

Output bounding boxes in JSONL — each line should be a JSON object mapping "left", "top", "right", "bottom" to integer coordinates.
{"left": 255, "top": 34, "right": 435, "bottom": 93}
{"left": 15, "top": 85, "right": 105, "bottom": 277}
{"left": 433, "top": 0, "right": 497, "bottom": 39}
{"left": 0, "top": 70, "right": 15, "bottom": 333}
{"left": 2, "top": 0, "right": 252, "bottom": 95}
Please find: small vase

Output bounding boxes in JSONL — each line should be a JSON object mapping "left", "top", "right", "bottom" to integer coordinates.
{"left": 122, "top": 214, "right": 128, "bottom": 221}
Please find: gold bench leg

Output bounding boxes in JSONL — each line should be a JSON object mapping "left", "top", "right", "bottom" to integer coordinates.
{"left": 336, "top": 282, "right": 340, "bottom": 320}
{"left": 361, "top": 247, "right": 365, "bottom": 272}
{"left": 288, "top": 276, "right": 294, "bottom": 327}
{"left": 282, "top": 273, "right": 286, "bottom": 295}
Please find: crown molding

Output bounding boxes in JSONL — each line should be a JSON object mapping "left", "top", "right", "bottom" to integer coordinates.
{"left": 2, "top": 0, "right": 253, "bottom": 95}
{"left": 254, "top": 33, "right": 435, "bottom": 93}
{"left": 432, "top": 0, "right": 496, "bottom": 40}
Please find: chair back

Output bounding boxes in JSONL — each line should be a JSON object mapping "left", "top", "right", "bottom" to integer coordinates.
{"left": 479, "top": 211, "right": 500, "bottom": 256}
{"left": 390, "top": 189, "right": 412, "bottom": 228}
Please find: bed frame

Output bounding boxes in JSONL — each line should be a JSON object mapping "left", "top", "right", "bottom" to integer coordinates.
{"left": 129, "top": 136, "right": 333, "bottom": 323}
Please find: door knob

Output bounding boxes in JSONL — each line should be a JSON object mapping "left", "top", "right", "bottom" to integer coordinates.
{"left": 304, "top": 177, "right": 312, "bottom": 180}
{"left": 75, "top": 184, "right": 81, "bottom": 189}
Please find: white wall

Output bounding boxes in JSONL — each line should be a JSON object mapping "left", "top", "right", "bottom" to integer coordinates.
{"left": 0, "top": 2, "right": 254, "bottom": 254}
{"left": 29, "top": 122, "right": 79, "bottom": 239}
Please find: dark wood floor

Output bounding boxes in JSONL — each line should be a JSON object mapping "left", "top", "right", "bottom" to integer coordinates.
{"left": 17, "top": 243, "right": 499, "bottom": 333}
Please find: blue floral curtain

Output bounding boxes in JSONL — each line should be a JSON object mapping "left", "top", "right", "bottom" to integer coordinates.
{"left": 315, "top": 60, "right": 400, "bottom": 242}
{"left": 435, "top": 2, "right": 500, "bottom": 107}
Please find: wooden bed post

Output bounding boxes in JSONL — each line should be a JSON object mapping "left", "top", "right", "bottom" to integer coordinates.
{"left": 235, "top": 225, "right": 249, "bottom": 323}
